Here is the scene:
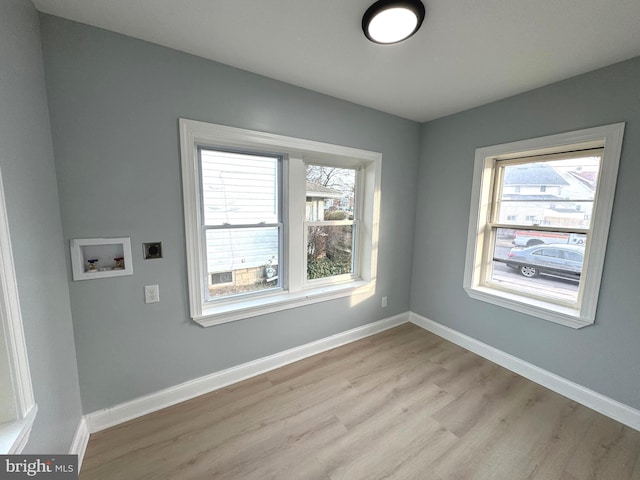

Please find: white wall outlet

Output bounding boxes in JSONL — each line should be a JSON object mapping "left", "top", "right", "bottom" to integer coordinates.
{"left": 144, "top": 284, "right": 160, "bottom": 304}
{"left": 381, "top": 296, "right": 388, "bottom": 308}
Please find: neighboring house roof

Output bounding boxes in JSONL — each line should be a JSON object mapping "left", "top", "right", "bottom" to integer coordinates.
{"left": 504, "top": 164, "right": 569, "bottom": 186}
{"left": 568, "top": 170, "right": 598, "bottom": 189}
{"left": 306, "top": 182, "right": 343, "bottom": 199}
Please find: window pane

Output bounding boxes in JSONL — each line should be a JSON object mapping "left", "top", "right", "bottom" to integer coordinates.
{"left": 201, "top": 150, "right": 279, "bottom": 225}
{"left": 205, "top": 227, "right": 279, "bottom": 299}
{"left": 491, "top": 228, "right": 583, "bottom": 303}
{"left": 306, "top": 165, "right": 356, "bottom": 221}
{"left": 497, "top": 157, "right": 600, "bottom": 229}
{"left": 307, "top": 225, "right": 353, "bottom": 280}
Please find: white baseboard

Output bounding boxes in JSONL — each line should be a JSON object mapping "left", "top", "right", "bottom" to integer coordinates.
{"left": 69, "top": 417, "right": 89, "bottom": 470}
{"left": 85, "top": 312, "right": 410, "bottom": 433}
{"left": 409, "top": 312, "right": 640, "bottom": 432}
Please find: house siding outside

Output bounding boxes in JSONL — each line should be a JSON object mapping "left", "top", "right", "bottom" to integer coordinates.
{"left": 201, "top": 150, "right": 280, "bottom": 288}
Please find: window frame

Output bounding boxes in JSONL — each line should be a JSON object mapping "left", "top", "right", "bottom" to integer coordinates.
{"left": 198, "top": 148, "right": 284, "bottom": 302}
{"left": 180, "top": 119, "right": 381, "bottom": 327}
{"left": 484, "top": 149, "right": 602, "bottom": 309}
{"left": 0, "top": 168, "right": 37, "bottom": 454}
{"left": 463, "top": 123, "right": 625, "bottom": 329}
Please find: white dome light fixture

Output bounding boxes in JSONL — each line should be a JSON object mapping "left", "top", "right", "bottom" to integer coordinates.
{"left": 362, "top": 0, "right": 425, "bottom": 44}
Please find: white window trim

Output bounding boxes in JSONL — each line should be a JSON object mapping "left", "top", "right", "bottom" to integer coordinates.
{"left": 180, "top": 119, "right": 381, "bottom": 327}
{"left": 463, "top": 123, "right": 625, "bottom": 329}
{"left": 0, "top": 169, "right": 37, "bottom": 453}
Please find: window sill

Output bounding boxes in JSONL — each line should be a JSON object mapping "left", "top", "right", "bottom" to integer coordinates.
{"left": 464, "top": 285, "right": 592, "bottom": 329}
{"left": 194, "top": 280, "right": 375, "bottom": 327}
{"left": 0, "top": 404, "right": 37, "bottom": 454}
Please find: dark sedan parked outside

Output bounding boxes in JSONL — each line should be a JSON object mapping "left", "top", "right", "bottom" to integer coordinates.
{"left": 505, "top": 244, "right": 585, "bottom": 282}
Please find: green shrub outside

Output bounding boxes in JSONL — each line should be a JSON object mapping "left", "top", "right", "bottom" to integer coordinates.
{"left": 307, "top": 257, "right": 351, "bottom": 279}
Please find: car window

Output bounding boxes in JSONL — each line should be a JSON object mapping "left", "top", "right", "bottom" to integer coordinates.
{"left": 562, "top": 251, "right": 583, "bottom": 262}
{"left": 533, "top": 249, "right": 561, "bottom": 258}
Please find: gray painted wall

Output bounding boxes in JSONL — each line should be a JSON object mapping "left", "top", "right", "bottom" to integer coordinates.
{"left": 412, "top": 57, "right": 640, "bottom": 409}
{"left": 0, "top": 0, "right": 82, "bottom": 452}
{"left": 39, "top": 16, "right": 421, "bottom": 413}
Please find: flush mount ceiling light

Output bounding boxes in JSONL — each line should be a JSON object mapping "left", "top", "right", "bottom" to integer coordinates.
{"left": 362, "top": 0, "right": 426, "bottom": 44}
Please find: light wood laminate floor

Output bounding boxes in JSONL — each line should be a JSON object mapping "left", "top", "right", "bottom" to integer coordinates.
{"left": 81, "top": 323, "right": 640, "bottom": 479}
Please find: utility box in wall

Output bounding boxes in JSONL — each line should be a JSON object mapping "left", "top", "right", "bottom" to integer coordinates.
{"left": 70, "top": 237, "right": 133, "bottom": 280}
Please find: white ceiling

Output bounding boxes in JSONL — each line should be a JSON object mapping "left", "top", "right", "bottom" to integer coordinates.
{"left": 32, "top": 0, "right": 640, "bottom": 123}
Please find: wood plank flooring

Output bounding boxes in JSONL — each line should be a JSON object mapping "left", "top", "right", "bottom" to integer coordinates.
{"left": 80, "top": 323, "right": 640, "bottom": 479}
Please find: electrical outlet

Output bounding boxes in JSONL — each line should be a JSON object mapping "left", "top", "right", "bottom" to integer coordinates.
{"left": 381, "top": 296, "right": 388, "bottom": 308}
{"left": 144, "top": 285, "right": 160, "bottom": 304}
